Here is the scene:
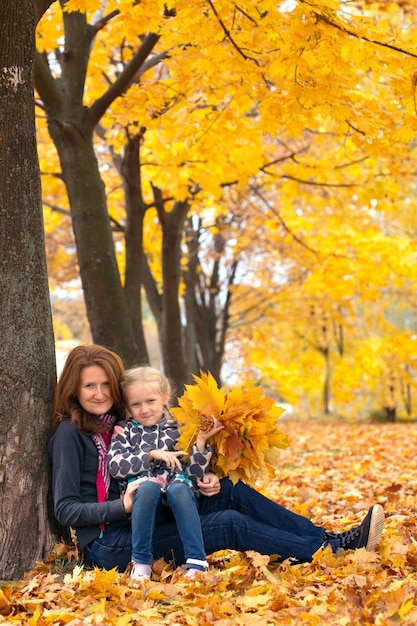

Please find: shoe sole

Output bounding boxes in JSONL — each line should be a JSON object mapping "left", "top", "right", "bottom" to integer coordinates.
{"left": 365, "top": 504, "right": 385, "bottom": 551}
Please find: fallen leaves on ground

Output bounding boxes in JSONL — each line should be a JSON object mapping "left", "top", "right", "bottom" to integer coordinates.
{"left": 2, "top": 418, "right": 417, "bottom": 625}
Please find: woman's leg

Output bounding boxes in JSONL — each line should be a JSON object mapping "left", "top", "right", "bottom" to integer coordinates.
{"left": 166, "top": 482, "right": 207, "bottom": 571}
{"left": 201, "top": 511, "right": 323, "bottom": 563}
{"left": 198, "top": 509, "right": 325, "bottom": 563}
{"left": 85, "top": 507, "right": 323, "bottom": 570}
{"left": 197, "top": 480, "right": 384, "bottom": 556}
{"left": 131, "top": 480, "right": 163, "bottom": 564}
{"left": 83, "top": 524, "right": 132, "bottom": 572}
{"left": 151, "top": 507, "right": 324, "bottom": 565}
{"left": 198, "top": 478, "right": 325, "bottom": 540}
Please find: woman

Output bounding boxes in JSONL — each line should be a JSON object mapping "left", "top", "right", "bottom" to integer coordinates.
{"left": 48, "top": 344, "right": 385, "bottom": 573}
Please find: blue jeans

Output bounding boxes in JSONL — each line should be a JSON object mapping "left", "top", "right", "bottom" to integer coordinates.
{"left": 131, "top": 480, "right": 206, "bottom": 569}
{"left": 84, "top": 478, "right": 327, "bottom": 571}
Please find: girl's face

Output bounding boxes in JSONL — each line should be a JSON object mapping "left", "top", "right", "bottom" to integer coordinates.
{"left": 124, "top": 383, "right": 169, "bottom": 427}
{"left": 78, "top": 365, "right": 114, "bottom": 416}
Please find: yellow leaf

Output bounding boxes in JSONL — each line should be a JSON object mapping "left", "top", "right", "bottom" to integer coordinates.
{"left": 172, "top": 371, "right": 289, "bottom": 486}
{"left": 63, "top": 564, "right": 84, "bottom": 584}
{"left": 0, "top": 588, "right": 11, "bottom": 616}
{"left": 64, "top": 0, "right": 101, "bottom": 13}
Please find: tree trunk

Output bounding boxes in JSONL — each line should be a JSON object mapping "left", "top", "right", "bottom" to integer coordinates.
{"left": 49, "top": 117, "right": 139, "bottom": 365}
{"left": 0, "top": 0, "right": 56, "bottom": 580}
{"left": 183, "top": 220, "right": 203, "bottom": 375}
{"left": 183, "top": 219, "right": 237, "bottom": 383}
{"left": 35, "top": 9, "right": 141, "bottom": 366}
{"left": 151, "top": 187, "right": 190, "bottom": 390}
{"left": 322, "top": 347, "right": 331, "bottom": 415}
{"left": 119, "top": 132, "right": 150, "bottom": 363}
{"left": 161, "top": 202, "right": 190, "bottom": 389}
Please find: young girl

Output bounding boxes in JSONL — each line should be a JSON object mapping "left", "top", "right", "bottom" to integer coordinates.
{"left": 107, "top": 366, "right": 224, "bottom": 579}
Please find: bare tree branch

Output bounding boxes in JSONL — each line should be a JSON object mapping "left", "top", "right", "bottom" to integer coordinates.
{"left": 206, "top": 0, "right": 260, "bottom": 64}
{"left": 89, "top": 32, "right": 161, "bottom": 126}
{"left": 249, "top": 184, "right": 319, "bottom": 255}
{"left": 311, "top": 6, "right": 417, "bottom": 60}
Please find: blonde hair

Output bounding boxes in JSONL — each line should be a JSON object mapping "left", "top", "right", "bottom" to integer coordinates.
{"left": 120, "top": 366, "right": 174, "bottom": 408}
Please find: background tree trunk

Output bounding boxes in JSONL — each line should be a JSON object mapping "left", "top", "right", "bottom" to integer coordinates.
{"left": 35, "top": 8, "right": 143, "bottom": 366}
{"left": 49, "top": 119, "right": 140, "bottom": 365}
{"left": 118, "top": 132, "right": 150, "bottom": 363}
{"left": 153, "top": 190, "right": 190, "bottom": 390}
{"left": 0, "top": 0, "right": 56, "bottom": 580}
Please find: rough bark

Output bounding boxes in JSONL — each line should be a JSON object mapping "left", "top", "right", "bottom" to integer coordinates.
{"left": 0, "top": 0, "right": 56, "bottom": 579}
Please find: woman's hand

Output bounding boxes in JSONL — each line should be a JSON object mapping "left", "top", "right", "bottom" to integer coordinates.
{"left": 122, "top": 477, "right": 148, "bottom": 514}
{"left": 197, "top": 472, "right": 220, "bottom": 497}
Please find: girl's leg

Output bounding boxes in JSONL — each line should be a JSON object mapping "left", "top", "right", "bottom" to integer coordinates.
{"left": 131, "top": 480, "right": 162, "bottom": 564}
{"left": 198, "top": 478, "right": 325, "bottom": 541}
{"left": 166, "top": 482, "right": 208, "bottom": 572}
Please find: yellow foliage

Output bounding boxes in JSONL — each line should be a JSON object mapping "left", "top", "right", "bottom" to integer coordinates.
{"left": 172, "top": 371, "right": 289, "bottom": 485}
{"left": 64, "top": 0, "right": 102, "bottom": 13}
{"left": 36, "top": 0, "right": 417, "bottom": 419}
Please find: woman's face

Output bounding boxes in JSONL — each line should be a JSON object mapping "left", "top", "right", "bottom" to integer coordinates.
{"left": 77, "top": 365, "right": 114, "bottom": 416}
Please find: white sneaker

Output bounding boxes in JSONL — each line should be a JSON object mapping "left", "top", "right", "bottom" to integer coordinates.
{"left": 184, "top": 558, "right": 208, "bottom": 578}
{"left": 130, "top": 563, "right": 152, "bottom": 580}
{"left": 185, "top": 567, "right": 208, "bottom": 579}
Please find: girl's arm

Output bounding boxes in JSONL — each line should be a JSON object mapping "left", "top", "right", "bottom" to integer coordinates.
{"left": 195, "top": 417, "right": 224, "bottom": 452}
{"left": 186, "top": 418, "right": 225, "bottom": 482}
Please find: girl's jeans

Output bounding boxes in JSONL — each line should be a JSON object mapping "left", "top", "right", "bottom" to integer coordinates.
{"left": 84, "top": 478, "right": 326, "bottom": 572}
{"left": 130, "top": 480, "right": 206, "bottom": 568}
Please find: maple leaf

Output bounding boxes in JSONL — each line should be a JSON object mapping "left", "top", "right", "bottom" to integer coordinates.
{"left": 172, "top": 371, "right": 290, "bottom": 486}
{"left": 64, "top": 0, "right": 101, "bottom": 13}
{"left": 0, "top": 588, "right": 11, "bottom": 616}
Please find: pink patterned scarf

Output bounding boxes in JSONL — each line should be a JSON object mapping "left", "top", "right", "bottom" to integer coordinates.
{"left": 92, "top": 414, "right": 117, "bottom": 529}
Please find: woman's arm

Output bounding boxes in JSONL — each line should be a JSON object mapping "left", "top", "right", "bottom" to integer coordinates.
{"left": 48, "top": 420, "right": 128, "bottom": 528}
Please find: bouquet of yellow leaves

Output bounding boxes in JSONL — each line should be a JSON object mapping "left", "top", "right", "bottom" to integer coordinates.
{"left": 171, "top": 371, "right": 290, "bottom": 486}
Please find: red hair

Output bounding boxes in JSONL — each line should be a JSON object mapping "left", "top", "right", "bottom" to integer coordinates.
{"left": 51, "top": 344, "right": 125, "bottom": 435}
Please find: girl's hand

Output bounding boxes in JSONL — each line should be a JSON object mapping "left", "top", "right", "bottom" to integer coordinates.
{"left": 197, "top": 472, "right": 220, "bottom": 497}
{"left": 196, "top": 417, "right": 224, "bottom": 451}
{"left": 149, "top": 449, "right": 185, "bottom": 471}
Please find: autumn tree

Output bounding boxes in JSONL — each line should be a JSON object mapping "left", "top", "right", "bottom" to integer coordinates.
{"left": 37, "top": 1, "right": 417, "bottom": 410}
{"left": 0, "top": 0, "right": 56, "bottom": 580}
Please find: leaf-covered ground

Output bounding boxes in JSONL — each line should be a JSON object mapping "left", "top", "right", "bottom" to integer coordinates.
{"left": 2, "top": 419, "right": 417, "bottom": 625}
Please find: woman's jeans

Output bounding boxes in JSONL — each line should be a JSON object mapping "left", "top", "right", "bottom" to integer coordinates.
{"left": 84, "top": 478, "right": 327, "bottom": 572}
{"left": 130, "top": 480, "right": 206, "bottom": 568}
